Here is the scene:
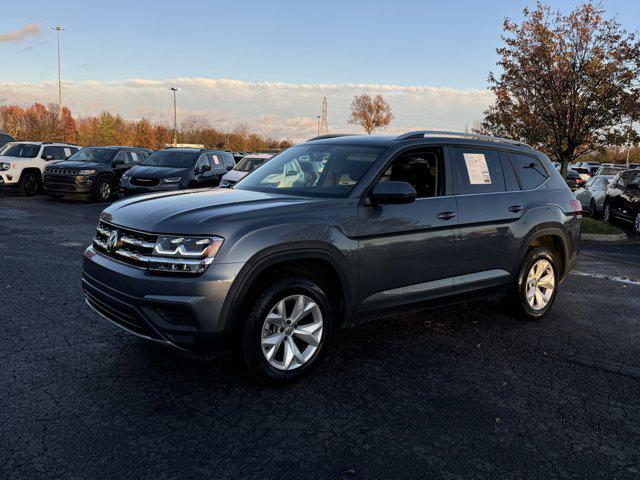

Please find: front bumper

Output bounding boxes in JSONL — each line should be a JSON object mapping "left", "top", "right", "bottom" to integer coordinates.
{"left": 44, "top": 174, "right": 95, "bottom": 195}
{"left": 0, "top": 172, "right": 19, "bottom": 186}
{"left": 82, "top": 246, "right": 244, "bottom": 352}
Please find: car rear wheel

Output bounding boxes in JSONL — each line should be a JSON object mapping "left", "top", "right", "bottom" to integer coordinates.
{"left": 589, "top": 199, "right": 597, "bottom": 218}
{"left": 19, "top": 171, "right": 40, "bottom": 196}
{"left": 94, "top": 177, "right": 112, "bottom": 201}
{"left": 634, "top": 213, "right": 640, "bottom": 234}
{"left": 510, "top": 247, "right": 559, "bottom": 320}
{"left": 241, "top": 276, "right": 332, "bottom": 383}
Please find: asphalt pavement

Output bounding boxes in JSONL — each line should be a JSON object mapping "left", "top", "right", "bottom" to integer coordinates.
{"left": 1, "top": 193, "right": 639, "bottom": 479}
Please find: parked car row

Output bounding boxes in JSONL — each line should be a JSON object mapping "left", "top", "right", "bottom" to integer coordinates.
{"left": 0, "top": 141, "right": 275, "bottom": 201}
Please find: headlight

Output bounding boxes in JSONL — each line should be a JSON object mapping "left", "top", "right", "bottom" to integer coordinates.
{"left": 151, "top": 236, "right": 224, "bottom": 273}
{"left": 0, "top": 162, "right": 10, "bottom": 171}
{"left": 121, "top": 173, "right": 130, "bottom": 180}
{"left": 78, "top": 169, "right": 96, "bottom": 175}
{"left": 163, "top": 177, "right": 182, "bottom": 183}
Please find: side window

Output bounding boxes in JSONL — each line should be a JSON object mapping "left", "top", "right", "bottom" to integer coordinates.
{"left": 500, "top": 152, "right": 520, "bottom": 191}
{"left": 113, "top": 151, "right": 129, "bottom": 165}
{"left": 196, "top": 154, "right": 212, "bottom": 175}
{"left": 585, "top": 177, "right": 597, "bottom": 189}
{"left": 451, "top": 147, "right": 505, "bottom": 195}
{"left": 209, "top": 154, "right": 221, "bottom": 166}
{"left": 63, "top": 147, "right": 74, "bottom": 158}
{"left": 378, "top": 149, "right": 441, "bottom": 198}
{"left": 223, "top": 153, "right": 235, "bottom": 168}
{"left": 129, "top": 151, "right": 139, "bottom": 163}
{"left": 43, "top": 146, "right": 65, "bottom": 160}
{"left": 509, "top": 153, "right": 549, "bottom": 190}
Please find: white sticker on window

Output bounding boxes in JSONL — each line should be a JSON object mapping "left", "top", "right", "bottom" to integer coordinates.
{"left": 463, "top": 153, "right": 492, "bottom": 184}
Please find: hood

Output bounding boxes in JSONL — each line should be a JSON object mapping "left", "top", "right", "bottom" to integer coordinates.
{"left": 44, "top": 160, "right": 105, "bottom": 170}
{"left": 101, "top": 188, "right": 330, "bottom": 235}
{"left": 127, "top": 165, "right": 190, "bottom": 179}
{"left": 221, "top": 170, "right": 248, "bottom": 183}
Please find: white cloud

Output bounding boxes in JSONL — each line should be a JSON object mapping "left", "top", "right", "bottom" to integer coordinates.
{"left": 0, "top": 23, "right": 41, "bottom": 43}
{"left": 0, "top": 77, "right": 493, "bottom": 141}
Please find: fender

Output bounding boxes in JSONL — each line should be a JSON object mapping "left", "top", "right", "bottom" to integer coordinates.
{"left": 514, "top": 224, "right": 570, "bottom": 280}
{"left": 218, "top": 242, "right": 355, "bottom": 334}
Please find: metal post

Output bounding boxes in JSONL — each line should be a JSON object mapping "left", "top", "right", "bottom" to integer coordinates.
{"left": 317, "top": 116, "right": 320, "bottom": 136}
{"left": 52, "top": 26, "right": 64, "bottom": 119}
{"left": 170, "top": 87, "right": 179, "bottom": 147}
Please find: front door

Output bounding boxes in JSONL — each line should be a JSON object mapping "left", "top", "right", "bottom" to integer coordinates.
{"left": 355, "top": 147, "right": 458, "bottom": 309}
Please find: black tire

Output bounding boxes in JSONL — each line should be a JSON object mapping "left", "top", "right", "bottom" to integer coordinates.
{"left": 93, "top": 176, "right": 113, "bottom": 201}
{"left": 634, "top": 212, "right": 640, "bottom": 235}
{"left": 241, "top": 276, "right": 333, "bottom": 384}
{"left": 589, "top": 199, "right": 598, "bottom": 218}
{"left": 603, "top": 202, "right": 614, "bottom": 224}
{"left": 19, "top": 171, "right": 40, "bottom": 196}
{"left": 509, "top": 247, "right": 559, "bottom": 320}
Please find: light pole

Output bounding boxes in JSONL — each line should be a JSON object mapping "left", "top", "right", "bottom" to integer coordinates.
{"left": 170, "top": 87, "right": 180, "bottom": 147}
{"left": 52, "top": 26, "right": 65, "bottom": 119}
{"left": 317, "top": 115, "right": 320, "bottom": 136}
{"left": 626, "top": 120, "right": 634, "bottom": 168}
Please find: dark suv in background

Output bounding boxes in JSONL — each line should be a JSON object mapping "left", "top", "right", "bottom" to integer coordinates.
{"left": 604, "top": 169, "right": 640, "bottom": 233}
{"left": 119, "top": 148, "right": 235, "bottom": 196}
{"left": 82, "top": 131, "right": 581, "bottom": 383}
{"left": 44, "top": 146, "right": 152, "bottom": 201}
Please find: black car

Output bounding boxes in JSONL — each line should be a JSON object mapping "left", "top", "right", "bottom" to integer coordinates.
{"left": 119, "top": 148, "right": 235, "bottom": 196}
{"left": 603, "top": 169, "right": 640, "bottom": 233}
{"left": 0, "top": 131, "right": 16, "bottom": 149}
{"left": 564, "top": 170, "right": 584, "bottom": 191}
{"left": 83, "top": 131, "right": 581, "bottom": 383}
{"left": 44, "top": 146, "right": 152, "bottom": 201}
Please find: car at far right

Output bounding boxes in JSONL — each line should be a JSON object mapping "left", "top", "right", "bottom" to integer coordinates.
{"left": 219, "top": 153, "right": 273, "bottom": 187}
{"left": 574, "top": 175, "right": 615, "bottom": 218}
{"left": 604, "top": 169, "right": 640, "bottom": 233}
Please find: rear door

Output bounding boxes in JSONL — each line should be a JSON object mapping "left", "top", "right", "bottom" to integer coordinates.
{"left": 356, "top": 147, "right": 458, "bottom": 309}
{"left": 450, "top": 146, "right": 533, "bottom": 291}
{"left": 112, "top": 150, "right": 131, "bottom": 182}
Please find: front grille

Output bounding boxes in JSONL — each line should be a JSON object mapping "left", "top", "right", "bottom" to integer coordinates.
{"left": 46, "top": 168, "right": 79, "bottom": 176}
{"left": 130, "top": 177, "right": 160, "bottom": 187}
{"left": 92, "top": 221, "right": 212, "bottom": 273}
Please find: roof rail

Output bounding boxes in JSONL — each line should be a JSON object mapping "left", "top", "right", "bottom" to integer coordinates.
{"left": 394, "top": 130, "right": 531, "bottom": 148}
{"left": 306, "top": 134, "right": 356, "bottom": 142}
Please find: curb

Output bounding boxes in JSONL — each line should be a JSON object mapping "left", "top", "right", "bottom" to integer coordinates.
{"left": 582, "top": 233, "right": 628, "bottom": 243}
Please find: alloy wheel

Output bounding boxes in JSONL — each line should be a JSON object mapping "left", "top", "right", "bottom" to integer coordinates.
{"left": 261, "top": 294, "right": 323, "bottom": 371}
{"left": 24, "top": 174, "right": 36, "bottom": 195}
{"left": 525, "top": 259, "right": 555, "bottom": 311}
{"left": 99, "top": 182, "right": 111, "bottom": 200}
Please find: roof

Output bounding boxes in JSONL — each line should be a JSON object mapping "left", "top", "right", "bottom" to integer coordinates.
{"left": 8, "top": 141, "right": 78, "bottom": 146}
{"left": 305, "top": 132, "right": 537, "bottom": 153}
{"left": 241, "top": 153, "right": 273, "bottom": 159}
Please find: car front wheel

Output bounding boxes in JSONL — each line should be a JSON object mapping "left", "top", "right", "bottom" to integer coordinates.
{"left": 19, "top": 172, "right": 40, "bottom": 196}
{"left": 94, "top": 177, "right": 112, "bottom": 201}
{"left": 241, "top": 276, "right": 333, "bottom": 383}
{"left": 510, "top": 247, "right": 559, "bottom": 320}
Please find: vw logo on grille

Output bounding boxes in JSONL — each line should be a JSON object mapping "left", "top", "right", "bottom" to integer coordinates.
{"left": 106, "top": 230, "right": 120, "bottom": 253}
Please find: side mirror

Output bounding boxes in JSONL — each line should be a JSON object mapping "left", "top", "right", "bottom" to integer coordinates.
{"left": 201, "top": 164, "right": 211, "bottom": 172}
{"left": 369, "top": 181, "right": 417, "bottom": 205}
{"left": 113, "top": 159, "right": 125, "bottom": 166}
{"left": 42, "top": 154, "right": 54, "bottom": 161}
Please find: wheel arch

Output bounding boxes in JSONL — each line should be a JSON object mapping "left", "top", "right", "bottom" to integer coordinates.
{"left": 516, "top": 226, "right": 569, "bottom": 281}
{"left": 220, "top": 243, "right": 354, "bottom": 340}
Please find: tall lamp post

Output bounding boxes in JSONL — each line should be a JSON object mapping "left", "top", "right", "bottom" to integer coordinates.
{"left": 52, "top": 26, "right": 65, "bottom": 119}
{"left": 317, "top": 115, "right": 321, "bottom": 136}
{"left": 170, "top": 87, "right": 180, "bottom": 147}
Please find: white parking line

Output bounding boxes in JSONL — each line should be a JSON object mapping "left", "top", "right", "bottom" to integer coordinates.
{"left": 571, "top": 270, "right": 640, "bottom": 287}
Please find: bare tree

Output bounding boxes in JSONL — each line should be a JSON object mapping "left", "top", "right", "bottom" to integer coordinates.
{"left": 348, "top": 94, "right": 394, "bottom": 134}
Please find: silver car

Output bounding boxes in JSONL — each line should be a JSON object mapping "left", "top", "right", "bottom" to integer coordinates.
{"left": 574, "top": 175, "right": 615, "bottom": 218}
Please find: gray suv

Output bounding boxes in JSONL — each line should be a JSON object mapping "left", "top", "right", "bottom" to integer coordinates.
{"left": 82, "top": 131, "right": 581, "bottom": 382}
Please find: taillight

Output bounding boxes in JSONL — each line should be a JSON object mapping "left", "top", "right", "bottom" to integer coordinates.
{"left": 569, "top": 199, "right": 582, "bottom": 218}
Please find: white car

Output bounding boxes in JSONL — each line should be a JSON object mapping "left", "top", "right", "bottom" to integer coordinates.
{"left": 219, "top": 154, "right": 273, "bottom": 187}
{"left": 0, "top": 141, "right": 79, "bottom": 196}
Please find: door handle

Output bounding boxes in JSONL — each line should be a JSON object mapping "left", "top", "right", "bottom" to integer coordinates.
{"left": 508, "top": 205, "right": 524, "bottom": 213}
{"left": 437, "top": 211, "right": 456, "bottom": 220}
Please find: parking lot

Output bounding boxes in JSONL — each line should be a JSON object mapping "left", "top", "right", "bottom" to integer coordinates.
{"left": 1, "top": 193, "right": 639, "bottom": 479}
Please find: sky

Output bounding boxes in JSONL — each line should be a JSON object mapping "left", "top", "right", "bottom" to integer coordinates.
{"left": 1, "top": 0, "right": 639, "bottom": 140}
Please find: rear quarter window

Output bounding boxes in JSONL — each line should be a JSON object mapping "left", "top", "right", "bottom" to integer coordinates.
{"left": 451, "top": 147, "right": 506, "bottom": 194}
{"left": 509, "top": 152, "right": 549, "bottom": 190}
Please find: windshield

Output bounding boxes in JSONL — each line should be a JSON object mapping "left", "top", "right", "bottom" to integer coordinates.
{"left": 142, "top": 150, "right": 199, "bottom": 168}
{"left": 235, "top": 144, "right": 385, "bottom": 197}
{"left": 67, "top": 147, "right": 117, "bottom": 163}
{"left": 2, "top": 143, "right": 40, "bottom": 158}
{"left": 235, "top": 157, "right": 269, "bottom": 173}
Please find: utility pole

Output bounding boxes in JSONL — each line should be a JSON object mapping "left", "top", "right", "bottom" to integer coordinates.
{"left": 170, "top": 87, "right": 180, "bottom": 147}
{"left": 52, "top": 26, "right": 65, "bottom": 119}
{"left": 626, "top": 120, "right": 634, "bottom": 168}
{"left": 319, "top": 97, "right": 328, "bottom": 135}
